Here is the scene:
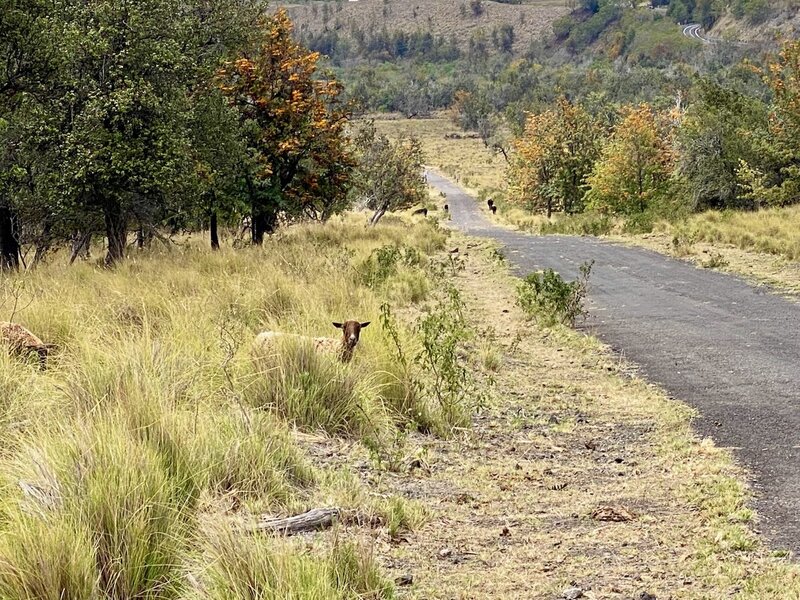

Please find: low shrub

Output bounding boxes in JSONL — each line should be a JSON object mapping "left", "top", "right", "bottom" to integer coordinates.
{"left": 516, "top": 261, "right": 593, "bottom": 326}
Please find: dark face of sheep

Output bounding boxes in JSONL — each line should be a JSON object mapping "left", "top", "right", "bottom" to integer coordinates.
{"left": 332, "top": 321, "right": 370, "bottom": 351}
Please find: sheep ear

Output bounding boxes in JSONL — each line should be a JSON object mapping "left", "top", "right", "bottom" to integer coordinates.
{"left": 360, "top": 322, "right": 371, "bottom": 328}
{"left": 332, "top": 322, "right": 343, "bottom": 329}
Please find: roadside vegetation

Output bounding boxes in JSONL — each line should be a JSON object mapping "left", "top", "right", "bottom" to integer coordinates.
{"left": 0, "top": 215, "right": 483, "bottom": 598}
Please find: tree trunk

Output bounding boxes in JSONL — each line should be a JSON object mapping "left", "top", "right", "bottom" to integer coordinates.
{"left": 30, "top": 219, "right": 52, "bottom": 270}
{"left": 69, "top": 231, "right": 92, "bottom": 265}
{"left": 369, "top": 204, "right": 388, "bottom": 227}
{"left": 210, "top": 211, "right": 220, "bottom": 250}
{"left": 0, "top": 202, "right": 20, "bottom": 272}
{"left": 104, "top": 198, "right": 127, "bottom": 267}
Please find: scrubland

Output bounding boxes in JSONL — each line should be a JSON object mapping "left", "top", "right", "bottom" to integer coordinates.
{"left": 2, "top": 211, "right": 800, "bottom": 599}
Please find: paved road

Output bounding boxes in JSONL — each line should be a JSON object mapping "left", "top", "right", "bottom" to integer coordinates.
{"left": 430, "top": 171, "right": 800, "bottom": 553}
{"left": 682, "top": 23, "right": 712, "bottom": 44}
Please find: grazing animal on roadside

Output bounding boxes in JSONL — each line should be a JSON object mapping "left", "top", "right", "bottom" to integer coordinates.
{"left": 443, "top": 204, "right": 449, "bottom": 213}
{"left": 491, "top": 205, "right": 497, "bottom": 215}
{"left": 487, "top": 198, "right": 494, "bottom": 209}
{"left": 0, "top": 322, "right": 51, "bottom": 369}
{"left": 254, "top": 320, "right": 371, "bottom": 363}
{"left": 412, "top": 207, "right": 428, "bottom": 217}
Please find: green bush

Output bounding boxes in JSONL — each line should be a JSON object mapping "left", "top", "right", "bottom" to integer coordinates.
{"left": 516, "top": 261, "right": 593, "bottom": 326}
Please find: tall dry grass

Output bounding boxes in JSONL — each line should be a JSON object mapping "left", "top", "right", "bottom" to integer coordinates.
{"left": 660, "top": 205, "right": 800, "bottom": 261}
{"left": 0, "top": 214, "right": 457, "bottom": 599}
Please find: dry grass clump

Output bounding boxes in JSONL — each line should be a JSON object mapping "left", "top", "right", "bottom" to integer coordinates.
{"left": 0, "top": 214, "right": 462, "bottom": 600}
{"left": 661, "top": 205, "right": 800, "bottom": 261}
{"left": 192, "top": 526, "right": 392, "bottom": 600}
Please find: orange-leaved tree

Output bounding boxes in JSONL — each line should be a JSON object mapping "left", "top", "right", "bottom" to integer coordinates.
{"left": 586, "top": 104, "right": 676, "bottom": 215}
{"left": 508, "top": 109, "right": 561, "bottom": 218}
{"left": 217, "top": 9, "right": 355, "bottom": 243}
{"left": 508, "top": 98, "right": 602, "bottom": 218}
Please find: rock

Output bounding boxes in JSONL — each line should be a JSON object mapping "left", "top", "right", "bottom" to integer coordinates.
{"left": 395, "top": 574, "right": 413, "bottom": 586}
{"left": 591, "top": 504, "right": 636, "bottom": 522}
{"left": 562, "top": 587, "right": 584, "bottom": 599}
{"left": 437, "top": 547, "right": 453, "bottom": 559}
{"left": 637, "top": 593, "right": 657, "bottom": 600}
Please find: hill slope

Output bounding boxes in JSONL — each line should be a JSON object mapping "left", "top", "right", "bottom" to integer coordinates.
{"left": 280, "top": 0, "right": 568, "bottom": 55}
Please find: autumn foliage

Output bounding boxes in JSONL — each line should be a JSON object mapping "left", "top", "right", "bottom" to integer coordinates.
{"left": 508, "top": 98, "right": 602, "bottom": 218}
{"left": 737, "top": 40, "right": 800, "bottom": 207}
{"left": 218, "top": 9, "right": 355, "bottom": 243}
{"left": 586, "top": 104, "right": 677, "bottom": 215}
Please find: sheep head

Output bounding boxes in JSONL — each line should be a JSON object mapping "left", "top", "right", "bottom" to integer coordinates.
{"left": 332, "top": 320, "right": 370, "bottom": 354}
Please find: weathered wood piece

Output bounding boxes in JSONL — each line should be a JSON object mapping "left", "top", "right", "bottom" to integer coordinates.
{"left": 246, "top": 507, "right": 341, "bottom": 535}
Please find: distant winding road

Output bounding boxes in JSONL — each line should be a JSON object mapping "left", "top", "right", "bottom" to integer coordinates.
{"left": 429, "top": 171, "right": 800, "bottom": 554}
{"left": 682, "top": 23, "right": 712, "bottom": 44}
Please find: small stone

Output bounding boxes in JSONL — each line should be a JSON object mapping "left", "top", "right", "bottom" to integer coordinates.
{"left": 638, "top": 593, "right": 657, "bottom": 600}
{"left": 437, "top": 547, "right": 453, "bottom": 559}
{"left": 562, "top": 587, "right": 584, "bottom": 599}
{"left": 591, "top": 504, "right": 636, "bottom": 522}
{"left": 394, "top": 574, "right": 413, "bottom": 587}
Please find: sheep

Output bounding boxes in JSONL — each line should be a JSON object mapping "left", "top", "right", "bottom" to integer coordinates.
{"left": 0, "top": 322, "right": 51, "bottom": 369}
{"left": 487, "top": 198, "right": 494, "bottom": 209}
{"left": 254, "top": 320, "right": 371, "bottom": 363}
{"left": 491, "top": 205, "right": 497, "bottom": 215}
{"left": 443, "top": 204, "right": 449, "bottom": 213}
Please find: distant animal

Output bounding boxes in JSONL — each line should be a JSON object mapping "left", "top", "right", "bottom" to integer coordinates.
{"left": 491, "top": 205, "right": 497, "bottom": 215}
{"left": 254, "top": 320, "right": 371, "bottom": 363}
{"left": 0, "top": 322, "right": 51, "bottom": 369}
{"left": 444, "top": 204, "right": 449, "bottom": 212}
{"left": 487, "top": 198, "right": 494, "bottom": 209}
{"left": 411, "top": 207, "right": 428, "bottom": 217}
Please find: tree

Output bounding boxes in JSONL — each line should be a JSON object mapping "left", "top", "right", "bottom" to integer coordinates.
{"left": 677, "top": 81, "right": 768, "bottom": 210}
{"left": 508, "top": 109, "right": 561, "bottom": 217}
{"left": 350, "top": 123, "right": 427, "bottom": 226}
{"left": 186, "top": 90, "right": 249, "bottom": 250}
{"left": 0, "top": 0, "right": 64, "bottom": 270}
{"left": 509, "top": 98, "right": 602, "bottom": 217}
{"left": 586, "top": 104, "right": 676, "bottom": 215}
{"left": 218, "top": 10, "right": 355, "bottom": 244}
{"left": 737, "top": 40, "right": 800, "bottom": 207}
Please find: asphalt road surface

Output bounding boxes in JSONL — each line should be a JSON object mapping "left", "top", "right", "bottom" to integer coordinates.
{"left": 430, "top": 171, "right": 800, "bottom": 553}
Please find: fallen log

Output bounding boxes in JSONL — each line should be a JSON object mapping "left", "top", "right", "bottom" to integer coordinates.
{"left": 245, "top": 507, "right": 341, "bottom": 535}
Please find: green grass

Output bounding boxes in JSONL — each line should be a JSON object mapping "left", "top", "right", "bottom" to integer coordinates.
{"left": 0, "top": 214, "right": 461, "bottom": 600}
